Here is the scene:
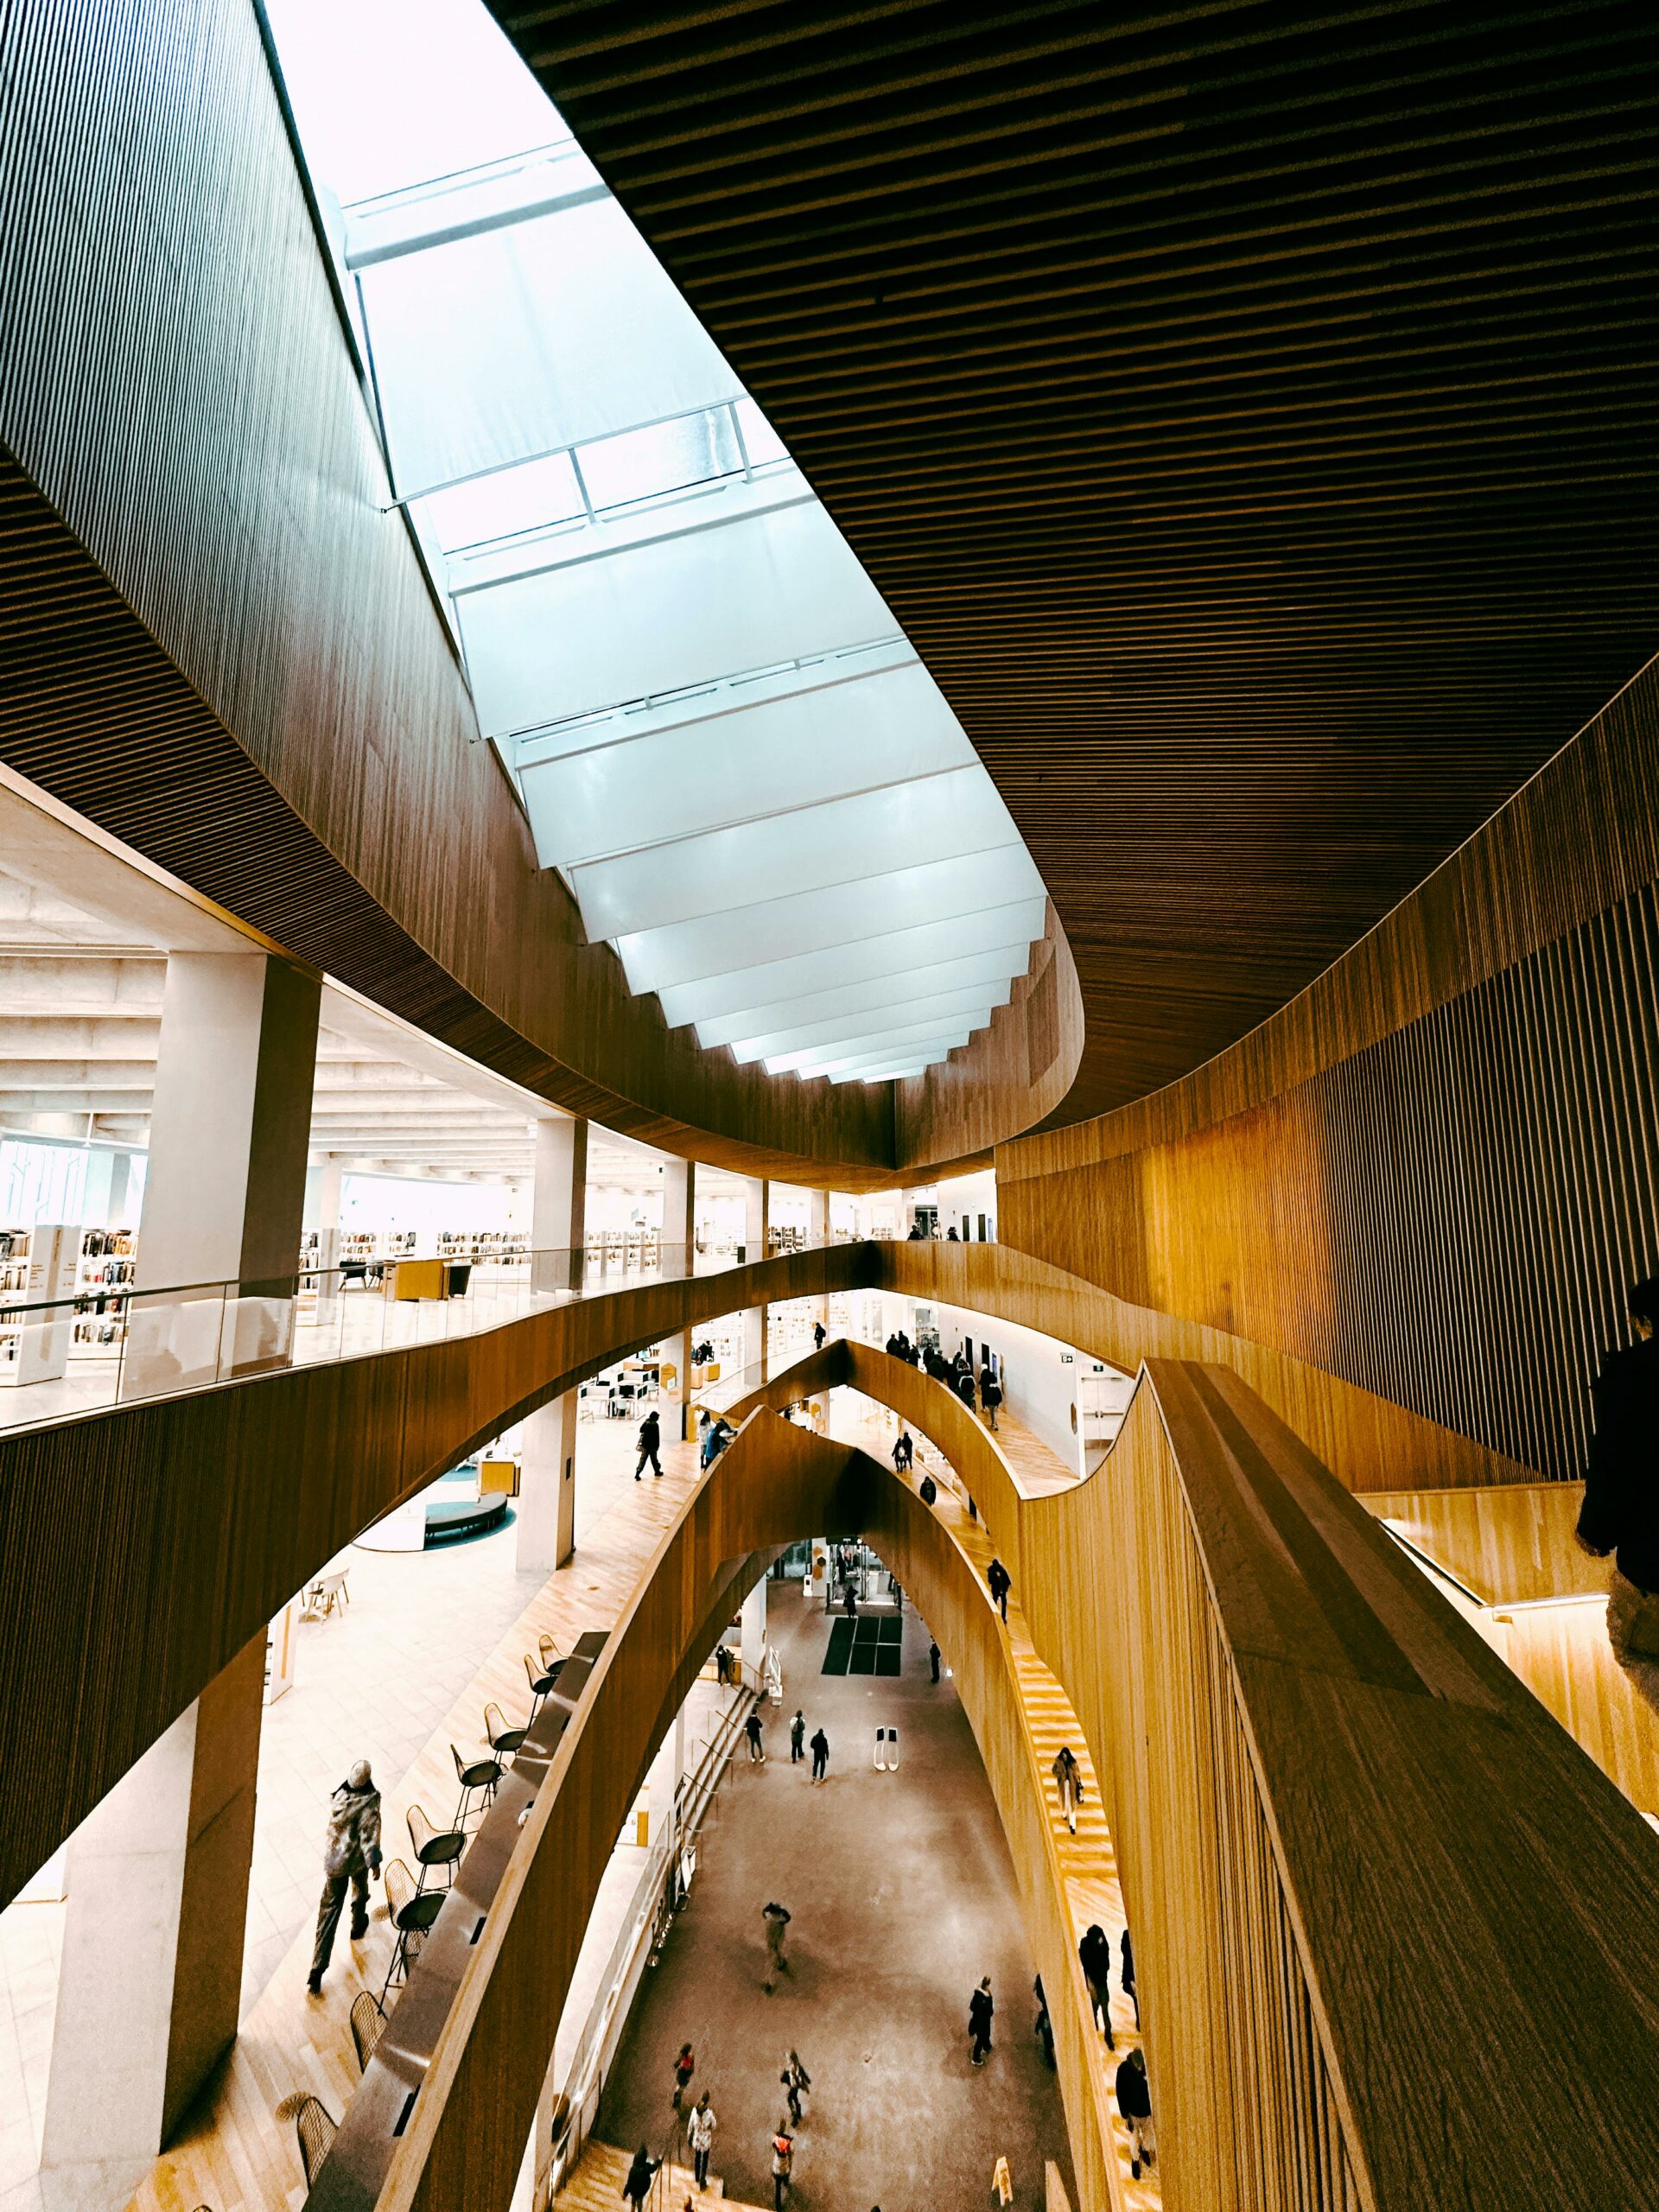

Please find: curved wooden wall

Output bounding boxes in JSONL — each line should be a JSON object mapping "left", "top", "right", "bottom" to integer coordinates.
{"left": 0, "top": 1244, "right": 872, "bottom": 1910}
{"left": 997, "top": 652, "right": 1659, "bottom": 1484}
{"left": 875, "top": 1240, "right": 1532, "bottom": 1493}
{"left": 740, "top": 1344, "right": 1659, "bottom": 2211}
{"left": 0, "top": 5, "right": 1067, "bottom": 1185}
{"left": 307, "top": 1414, "right": 1116, "bottom": 2212}
{"left": 893, "top": 897, "right": 1085, "bottom": 1174}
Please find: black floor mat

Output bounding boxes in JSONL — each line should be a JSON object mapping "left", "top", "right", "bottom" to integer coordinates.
{"left": 823, "top": 1612, "right": 903, "bottom": 1675}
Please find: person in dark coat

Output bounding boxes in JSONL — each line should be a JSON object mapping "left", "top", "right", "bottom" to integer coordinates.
{"left": 955, "top": 1367, "right": 977, "bottom": 1411}
{"left": 635, "top": 1407, "right": 663, "bottom": 1479}
{"left": 979, "top": 1367, "right": 1003, "bottom": 1430}
{"left": 969, "top": 1976, "right": 995, "bottom": 2065}
{"left": 813, "top": 1319, "right": 827, "bottom": 1351}
{"left": 918, "top": 1472, "right": 938, "bottom": 1505}
{"left": 1577, "top": 1274, "right": 1659, "bottom": 1713}
{"left": 986, "top": 1556, "right": 1011, "bottom": 1623}
{"left": 1033, "top": 1974, "right": 1054, "bottom": 2067}
{"left": 746, "top": 1710, "right": 766, "bottom": 1764}
{"left": 1121, "top": 1927, "right": 1139, "bottom": 2026}
{"left": 790, "top": 1708, "right": 807, "bottom": 1763}
{"left": 622, "top": 2144, "right": 659, "bottom": 2209}
{"left": 1115, "top": 2047, "right": 1155, "bottom": 2178}
{"left": 308, "top": 1759, "right": 382, "bottom": 1993}
{"left": 892, "top": 1430, "right": 914, "bottom": 1472}
{"left": 1078, "top": 1922, "right": 1116, "bottom": 2046}
{"left": 929, "top": 1638, "right": 941, "bottom": 1681}
{"left": 810, "top": 1726, "right": 830, "bottom": 1783}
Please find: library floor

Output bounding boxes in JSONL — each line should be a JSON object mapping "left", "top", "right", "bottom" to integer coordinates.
{"left": 594, "top": 1597, "right": 1076, "bottom": 2212}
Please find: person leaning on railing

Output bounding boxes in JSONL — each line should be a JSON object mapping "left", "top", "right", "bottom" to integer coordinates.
{"left": 1577, "top": 1273, "right": 1659, "bottom": 1716}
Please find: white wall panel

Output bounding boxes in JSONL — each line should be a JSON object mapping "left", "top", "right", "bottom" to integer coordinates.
{"left": 730, "top": 980, "right": 1010, "bottom": 1064}
{"left": 766, "top": 1017, "right": 978, "bottom": 1076}
{"left": 657, "top": 899, "right": 1046, "bottom": 1027}
{"left": 696, "top": 943, "right": 1032, "bottom": 1049}
{"left": 617, "top": 846, "right": 1045, "bottom": 995}
{"left": 520, "top": 659, "right": 976, "bottom": 868}
{"left": 458, "top": 495, "right": 892, "bottom": 737}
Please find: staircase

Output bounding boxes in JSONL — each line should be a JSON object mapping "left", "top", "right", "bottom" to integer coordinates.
{"left": 555, "top": 2135, "right": 773, "bottom": 2212}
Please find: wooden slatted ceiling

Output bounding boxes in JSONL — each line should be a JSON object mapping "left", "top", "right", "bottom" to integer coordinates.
{"left": 489, "top": 0, "right": 1659, "bottom": 1122}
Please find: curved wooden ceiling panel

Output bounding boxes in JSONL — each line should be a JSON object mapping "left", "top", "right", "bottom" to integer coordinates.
{"left": 487, "top": 0, "right": 1659, "bottom": 1121}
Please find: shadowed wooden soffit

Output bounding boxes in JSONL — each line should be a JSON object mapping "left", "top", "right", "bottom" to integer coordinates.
{"left": 488, "top": 0, "right": 1659, "bottom": 1123}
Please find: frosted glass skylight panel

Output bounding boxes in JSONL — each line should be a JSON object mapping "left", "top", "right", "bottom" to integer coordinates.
{"left": 766, "top": 1018, "right": 980, "bottom": 1077}
{"left": 657, "top": 900, "right": 1046, "bottom": 1029}
{"left": 569, "top": 768, "right": 1018, "bottom": 943}
{"left": 457, "top": 493, "right": 893, "bottom": 737}
{"left": 580, "top": 409, "right": 743, "bottom": 513}
{"left": 729, "top": 982, "right": 1010, "bottom": 1065}
{"left": 523, "top": 662, "right": 977, "bottom": 870}
{"left": 616, "top": 846, "right": 1046, "bottom": 996}
{"left": 696, "top": 944, "right": 1033, "bottom": 1051}
{"left": 830, "top": 1062, "right": 936, "bottom": 1084}
{"left": 358, "top": 196, "right": 742, "bottom": 499}
{"left": 420, "top": 450, "right": 585, "bottom": 555}
{"left": 734, "top": 398, "right": 789, "bottom": 469}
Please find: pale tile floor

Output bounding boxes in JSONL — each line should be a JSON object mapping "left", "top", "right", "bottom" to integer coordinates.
{"left": 0, "top": 1412, "right": 645, "bottom": 2201}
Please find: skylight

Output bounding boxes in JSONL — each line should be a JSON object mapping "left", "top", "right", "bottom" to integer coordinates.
{"left": 264, "top": 0, "right": 1051, "bottom": 1086}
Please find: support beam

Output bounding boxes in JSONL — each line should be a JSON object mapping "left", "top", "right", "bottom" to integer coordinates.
{"left": 38, "top": 1631, "right": 265, "bottom": 2210}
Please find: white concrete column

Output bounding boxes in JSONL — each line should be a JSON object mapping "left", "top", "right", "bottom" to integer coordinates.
{"left": 661, "top": 1158, "right": 696, "bottom": 1440}
{"left": 517, "top": 1388, "right": 578, "bottom": 1573}
{"left": 39, "top": 1632, "right": 265, "bottom": 2210}
{"left": 531, "top": 1116, "right": 588, "bottom": 1293}
{"left": 740, "top": 1570, "right": 768, "bottom": 1685}
{"left": 129, "top": 951, "right": 320, "bottom": 1389}
{"left": 742, "top": 1175, "right": 769, "bottom": 1263}
{"left": 808, "top": 1189, "right": 830, "bottom": 1340}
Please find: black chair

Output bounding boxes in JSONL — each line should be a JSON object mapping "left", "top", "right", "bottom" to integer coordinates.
{"left": 408, "top": 1802, "right": 464, "bottom": 1892}
{"left": 450, "top": 1742, "right": 501, "bottom": 1828}
{"left": 294, "top": 2095, "right": 338, "bottom": 2187}
{"left": 382, "top": 1858, "right": 443, "bottom": 2003}
{"left": 484, "top": 1700, "right": 528, "bottom": 1764}
{"left": 350, "top": 1989, "right": 388, "bottom": 2073}
{"left": 524, "top": 1649, "right": 563, "bottom": 1719}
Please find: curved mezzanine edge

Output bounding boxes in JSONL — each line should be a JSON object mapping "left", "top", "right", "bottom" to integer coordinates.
{"left": 311, "top": 1408, "right": 1118, "bottom": 2212}
{"left": 0, "top": 1243, "right": 872, "bottom": 1910}
{"left": 725, "top": 1344, "right": 1659, "bottom": 2211}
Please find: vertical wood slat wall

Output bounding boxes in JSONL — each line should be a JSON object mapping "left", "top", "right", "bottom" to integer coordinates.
{"left": 999, "top": 656, "right": 1659, "bottom": 1487}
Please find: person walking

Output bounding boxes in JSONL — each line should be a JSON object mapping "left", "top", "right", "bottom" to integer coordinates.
{"left": 969, "top": 1976, "right": 995, "bottom": 2065}
{"left": 785, "top": 2050, "right": 810, "bottom": 2118}
{"left": 635, "top": 1406, "right": 664, "bottom": 1480}
{"left": 763, "top": 1900, "right": 792, "bottom": 1990}
{"left": 1577, "top": 1274, "right": 1659, "bottom": 1713}
{"left": 986, "top": 1556, "right": 1011, "bottom": 1623}
{"left": 687, "top": 2094, "right": 717, "bottom": 2190}
{"left": 843, "top": 1580, "right": 858, "bottom": 1618}
{"left": 929, "top": 1637, "right": 942, "bottom": 1682}
{"left": 979, "top": 1367, "right": 1002, "bottom": 1430}
{"left": 790, "top": 1708, "right": 807, "bottom": 1763}
{"left": 1033, "top": 1974, "right": 1054, "bottom": 2068}
{"left": 746, "top": 1709, "right": 766, "bottom": 1764}
{"left": 672, "top": 2042, "right": 695, "bottom": 2111}
{"left": 955, "top": 1365, "right": 977, "bottom": 1412}
{"left": 622, "top": 2144, "right": 659, "bottom": 2209}
{"left": 1051, "top": 1745, "right": 1084, "bottom": 1834}
{"left": 1116, "top": 2046, "right": 1156, "bottom": 2179}
{"left": 810, "top": 1726, "right": 830, "bottom": 1782}
{"left": 918, "top": 1471, "right": 938, "bottom": 1505}
{"left": 892, "top": 1428, "right": 914, "bottom": 1472}
{"left": 308, "top": 1758, "right": 382, "bottom": 1993}
{"left": 770, "top": 2120, "right": 795, "bottom": 2208}
{"left": 1121, "top": 1929, "right": 1138, "bottom": 2026}
{"left": 813, "top": 1319, "right": 826, "bottom": 1351}
{"left": 1079, "top": 1923, "right": 1116, "bottom": 2046}
{"left": 780, "top": 2063, "right": 803, "bottom": 2125}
